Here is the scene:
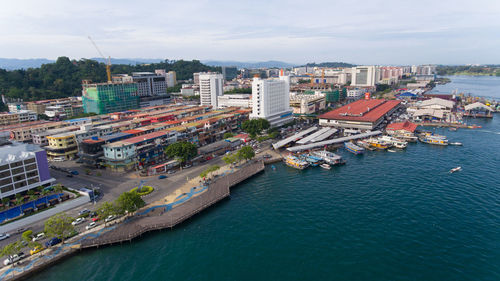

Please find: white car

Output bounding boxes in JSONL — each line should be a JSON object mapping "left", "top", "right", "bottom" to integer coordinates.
{"left": 32, "top": 233, "right": 45, "bottom": 242}
{"left": 0, "top": 233, "right": 10, "bottom": 241}
{"left": 104, "top": 215, "right": 116, "bottom": 223}
{"left": 85, "top": 222, "right": 97, "bottom": 230}
{"left": 3, "top": 253, "right": 25, "bottom": 266}
{"left": 71, "top": 217, "right": 86, "bottom": 226}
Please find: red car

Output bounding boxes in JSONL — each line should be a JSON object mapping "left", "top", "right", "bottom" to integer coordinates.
{"left": 92, "top": 217, "right": 100, "bottom": 222}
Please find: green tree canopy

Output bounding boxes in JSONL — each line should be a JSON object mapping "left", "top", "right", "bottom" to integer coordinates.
{"left": 223, "top": 132, "right": 234, "bottom": 139}
{"left": 223, "top": 153, "right": 238, "bottom": 165}
{"left": 44, "top": 213, "right": 74, "bottom": 243}
{"left": 115, "top": 191, "right": 145, "bottom": 215}
{"left": 21, "top": 230, "right": 33, "bottom": 242}
{"left": 96, "top": 201, "right": 119, "bottom": 221}
{"left": 237, "top": 146, "right": 255, "bottom": 162}
{"left": 241, "top": 118, "right": 270, "bottom": 137}
{"left": 200, "top": 165, "right": 220, "bottom": 179}
{"left": 164, "top": 141, "right": 198, "bottom": 164}
{"left": 1, "top": 241, "right": 23, "bottom": 258}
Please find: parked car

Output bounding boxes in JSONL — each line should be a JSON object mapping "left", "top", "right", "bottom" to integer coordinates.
{"left": 158, "top": 175, "right": 167, "bottom": 179}
{"left": 70, "top": 170, "right": 79, "bottom": 175}
{"left": 104, "top": 215, "right": 117, "bottom": 223}
{"left": 30, "top": 246, "right": 45, "bottom": 256}
{"left": 66, "top": 174, "right": 73, "bottom": 177}
{"left": 45, "top": 237, "right": 61, "bottom": 247}
{"left": 79, "top": 209, "right": 90, "bottom": 216}
{"left": 182, "top": 164, "right": 192, "bottom": 169}
{"left": 0, "top": 233, "right": 10, "bottom": 241}
{"left": 263, "top": 154, "right": 272, "bottom": 159}
{"left": 15, "top": 228, "right": 27, "bottom": 234}
{"left": 3, "top": 252, "right": 25, "bottom": 266}
{"left": 32, "top": 233, "right": 45, "bottom": 242}
{"left": 92, "top": 217, "right": 100, "bottom": 222}
{"left": 90, "top": 211, "right": 98, "bottom": 218}
{"left": 86, "top": 222, "right": 97, "bottom": 230}
{"left": 72, "top": 217, "right": 86, "bottom": 226}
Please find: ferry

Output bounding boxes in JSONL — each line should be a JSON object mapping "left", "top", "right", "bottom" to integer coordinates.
{"left": 284, "top": 155, "right": 309, "bottom": 170}
{"left": 304, "top": 155, "right": 323, "bottom": 167}
{"left": 344, "top": 142, "right": 365, "bottom": 154}
{"left": 392, "top": 132, "right": 418, "bottom": 142}
{"left": 418, "top": 135, "right": 449, "bottom": 146}
{"left": 379, "top": 136, "right": 408, "bottom": 149}
{"left": 312, "top": 150, "right": 346, "bottom": 165}
{"left": 365, "top": 138, "right": 391, "bottom": 150}
{"left": 356, "top": 140, "right": 376, "bottom": 151}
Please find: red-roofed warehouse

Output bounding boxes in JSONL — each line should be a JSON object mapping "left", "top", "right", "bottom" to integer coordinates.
{"left": 319, "top": 99, "right": 402, "bottom": 130}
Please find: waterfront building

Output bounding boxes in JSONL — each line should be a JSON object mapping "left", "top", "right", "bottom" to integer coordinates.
{"left": 0, "top": 141, "right": 55, "bottom": 200}
{"left": 0, "top": 111, "right": 37, "bottom": 126}
{"left": 82, "top": 81, "right": 139, "bottom": 114}
{"left": 249, "top": 75, "right": 293, "bottom": 127}
{"left": 217, "top": 94, "right": 252, "bottom": 108}
{"left": 386, "top": 121, "right": 418, "bottom": 135}
{"left": 289, "top": 92, "right": 326, "bottom": 115}
{"left": 351, "top": 66, "right": 378, "bottom": 87}
{"left": 419, "top": 98, "right": 455, "bottom": 110}
{"left": 199, "top": 73, "right": 224, "bottom": 108}
{"left": 464, "top": 102, "right": 494, "bottom": 118}
{"left": 319, "top": 99, "right": 402, "bottom": 130}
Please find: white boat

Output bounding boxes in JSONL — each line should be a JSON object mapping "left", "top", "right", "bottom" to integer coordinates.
{"left": 379, "top": 135, "right": 408, "bottom": 149}
{"left": 449, "top": 166, "right": 462, "bottom": 173}
{"left": 387, "top": 149, "right": 397, "bottom": 153}
{"left": 312, "top": 150, "right": 345, "bottom": 165}
{"left": 450, "top": 142, "right": 463, "bottom": 146}
{"left": 320, "top": 163, "right": 331, "bottom": 170}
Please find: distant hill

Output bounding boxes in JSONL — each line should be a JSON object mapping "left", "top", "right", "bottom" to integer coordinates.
{"left": 0, "top": 58, "right": 55, "bottom": 70}
{"left": 202, "top": 60, "right": 296, "bottom": 69}
{"left": 304, "top": 62, "right": 356, "bottom": 68}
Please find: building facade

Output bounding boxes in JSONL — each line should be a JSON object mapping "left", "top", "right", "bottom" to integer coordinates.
{"left": 0, "top": 142, "right": 55, "bottom": 199}
{"left": 217, "top": 94, "right": 252, "bottom": 108}
{"left": 82, "top": 81, "right": 139, "bottom": 114}
{"left": 199, "top": 73, "right": 224, "bottom": 108}
{"left": 351, "top": 66, "right": 378, "bottom": 87}
{"left": 249, "top": 76, "right": 293, "bottom": 127}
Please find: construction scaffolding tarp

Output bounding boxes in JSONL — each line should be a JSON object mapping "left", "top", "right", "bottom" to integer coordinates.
{"left": 273, "top": 127, "right": 318, "bottom": 150}
{"left": 296, "top": 127, "right": 331, "bottom": 144}
{"left": 311, "top": 128, "right": 338, "bottom": 142}
{"left": 286, "top": 130, "right": 382, "bottom": 152}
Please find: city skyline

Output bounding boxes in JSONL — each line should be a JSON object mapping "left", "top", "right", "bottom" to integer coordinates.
{"left": 1, "top": 0, "right": 500, "bottom": 65}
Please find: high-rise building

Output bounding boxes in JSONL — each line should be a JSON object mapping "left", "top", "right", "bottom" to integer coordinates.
{"left": 199, "top": 73, "right": 224, "bottom": 108}
{"left": 249, "top": 74, "right": 293, "bottom": 127}
{"left": 82, "top": 81, "right": 139, "bottom": 114}
{"left": 0, "top": 141, "right": 55, "bottom": 200}
{"left": 221, "top": 66, "right": 238, "bottom": 81}
{"left": 113, "top": 72, "right": 167, "bottom": 97}
{"left": 351, "top": 66, "right": 377, "bottom": 87}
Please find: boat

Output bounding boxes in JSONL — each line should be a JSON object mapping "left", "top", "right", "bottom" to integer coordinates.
{"left": 320, "top": 163, "right": 331, "bottom": 170}
{"left": 467, "top": 125, "right": 482, "bottom": 129}
{"left": 304, "top": 155, "right": 323, "bottom": 167}
{"left": 344, "top": 142, "right": 365, "bottom": 154}
{"left": 312, "top": 150, "right": 346, "bottom": 165}
{"left": 387, "top": 149, "right": 397, "bottom": 153}
{"left": 379, "top": 136, "right": 408, "bottom": 149}
{"left": 357, "top": 140, "right": 376, "bottom": 150}
{"left": 393, "top": 132, "right": 418, "bottom": 142}
{"left": 449, "top": 166, "right": 462, "bottom": 173}
{"left": 418, "top": 135, "right": 449, "bottom": 146}
{"left": 284, "top": 155, "right": 309, "bottom": 170}
{"left": 449, "top": 127, "right": 457, "bottom": 131}
{"left": 449, "top": 142, "right": 463, "bottom": 146}
{"left": 365, "top": 138, "right": 391, "bottom": 149}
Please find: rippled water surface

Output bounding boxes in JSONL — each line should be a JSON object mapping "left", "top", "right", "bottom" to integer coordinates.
{"left": 31, "top": 79, "right": 500, "bottom": 281}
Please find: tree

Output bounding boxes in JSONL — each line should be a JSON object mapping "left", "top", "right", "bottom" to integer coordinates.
{"left": 97, "top": 201, "right": 119, "bottom": 222}
{"left": 44, "top": 213, "right": 74, "bottom": 243}
{"left": 237, "top": 146, "right": 255, "bottom": 162}
{"left": 241, "top": 118, "right": 270, "bottom": 138}
{"left": 164, "top": 141, "right": 198, "bottom": 165}
{"left": 223, "top": 153, "right": 237, "bottom": 165}
{"left": 223, "top": 132, "right": 234, "bottom": 139}
{"left": 115, "top": 191, "right": 145, "bottom": 215}
{"left": 1, "top": 241, "right": 22, "bottom": 258}
{"left": 200, "top": 165, "right": 220, "bottom": 179}
{"left": 21, "top": 230, "right": 33, "bottom": 242}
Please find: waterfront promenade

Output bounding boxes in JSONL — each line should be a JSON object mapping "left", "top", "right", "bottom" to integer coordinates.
{"left": 0, "top": 160, "right": 265, "bottom": 281}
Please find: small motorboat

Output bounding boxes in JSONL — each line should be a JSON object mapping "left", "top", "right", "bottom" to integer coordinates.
{"left": 449, "top": 142, "right": 463, "bottom": 146}
{"left": 387, "top": 149, "right": 397, "bottom": 153}
{"left": 449, "top": 166, "right": 462, "bottom": 173}
{"left": 320, "top": 163, "right": 331, "bottom": 170}
{"left": 449, "top": 127, "right": 457, "bottom": 131}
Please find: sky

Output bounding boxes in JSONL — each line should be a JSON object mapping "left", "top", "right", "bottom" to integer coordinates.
{"left": 1, "top": 0, "right": 500, "bottom": 65}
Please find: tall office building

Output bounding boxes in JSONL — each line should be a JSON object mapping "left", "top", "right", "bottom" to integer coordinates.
{"left": 351, "top": 66, "right": 378, "bottom": 87}
{"left": 199, "top": 73, "right": 224, "bottom": 108}
{"left": 249, "top": 73, "right": 293, "bottom": 127}
{"left": 82, "top": 81, "right": 139, "bottom": 114}
{"left": 221, "top": 66, "right": 238, "bottom": 81}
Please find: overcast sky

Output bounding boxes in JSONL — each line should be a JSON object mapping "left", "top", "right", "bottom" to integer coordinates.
{"left": 1, "top": 0, "right": 499, "bottom": 65}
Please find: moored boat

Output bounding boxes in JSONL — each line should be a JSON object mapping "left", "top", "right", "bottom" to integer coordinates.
{"left": 449, "top": 142, "right": 463, "bottom": 146}
{"left": 418, "top": 135, "right": 449, "bottom": 146}
{"left": 320, "top": 163, "right": 331, "bottom": 170}
{"left": 312, "top": 150, "right": 345, "bottom": 165}
{"left": 379, "top": 136, "right": 408, "bottom": 149}
{"left": 365, "top": 138, "right": 391, "bottom": 149}
{"left": 284, "top": 155, "right": 309, "bottom": 170}
{"left": 344, "top": 142, "right": 365, "bottom": 154}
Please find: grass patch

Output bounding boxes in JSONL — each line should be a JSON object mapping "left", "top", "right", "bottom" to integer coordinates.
{"left": 130, "top": 186, "right": 154, "bottom": 196}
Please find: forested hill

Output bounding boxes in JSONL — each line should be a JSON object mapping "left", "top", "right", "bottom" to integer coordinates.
{"left": 0, "top": 57, "right": 219, "bottom": 101}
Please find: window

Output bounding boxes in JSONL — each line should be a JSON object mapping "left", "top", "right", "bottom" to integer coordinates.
{"left": 25, "top": 164, "right": 37, "bottom": 171}
{"left": 1, "top": 185, "right": 14, "bottom": 193}
{"left": 0, "top": 164, "right": 9, "bottom": 171}
{"left": 11, "top": 167, "right": 24, "bottom": 175}
{"left": 0, "top": 170, "right": 11, "bottom": 178}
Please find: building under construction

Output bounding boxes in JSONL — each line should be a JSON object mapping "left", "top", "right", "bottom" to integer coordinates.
{"left": 82, "top": 81, "right": 139, "bottom": 114}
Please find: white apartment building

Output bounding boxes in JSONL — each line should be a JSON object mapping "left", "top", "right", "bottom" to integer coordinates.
{"left": 347, "top": 88, "right": 365, "bottom": 99}
{"left": 351, "top": 66, "right": 378, "bottom": 87}
{"left": 17, "top": 110, "right": 37, "bottom": 122}
{"left": 249, "top": 76, "right": 293, "bottom": 127}
{"left": 131, "top": 72, "right": 167, "bottom": 97}
{"left": 199, "top": 73, "right": 224, "bottom": 108}
{"left": 217, "top": 94, "right": 252, "bottom": 108}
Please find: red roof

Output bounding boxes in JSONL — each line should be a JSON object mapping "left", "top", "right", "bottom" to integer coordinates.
{"left": 123, "top": 131, "right": 167, "bottom": 145}
{"left": 319, "top": 99, "right": 401, "bottom": 122}
{"left": 386, "top": 121, "right": 417, "bottom": 132}
{"left": 122, "top": 129, "right": 143, "bottom": 135}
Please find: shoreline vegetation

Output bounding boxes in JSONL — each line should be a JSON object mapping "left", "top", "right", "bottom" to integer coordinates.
{"left": 437, "top": 65, "right": 500, "bottom": 77}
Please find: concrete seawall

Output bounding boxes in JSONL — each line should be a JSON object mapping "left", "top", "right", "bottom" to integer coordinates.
{"left": 0, "top": 161, "right": 265, "bottom": 281}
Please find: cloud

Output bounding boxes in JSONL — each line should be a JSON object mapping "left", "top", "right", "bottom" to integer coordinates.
{"left": 0, "top": 0, "right": 500, "bottom": 64}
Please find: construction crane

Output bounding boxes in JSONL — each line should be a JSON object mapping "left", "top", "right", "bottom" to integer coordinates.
{"left": 88, "top": 36, "right": 112, "bottom": 83}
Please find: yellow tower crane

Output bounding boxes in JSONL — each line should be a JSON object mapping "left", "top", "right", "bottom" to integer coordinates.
{"left": 88, "top": 36, "right": 112, "bottom": 83}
